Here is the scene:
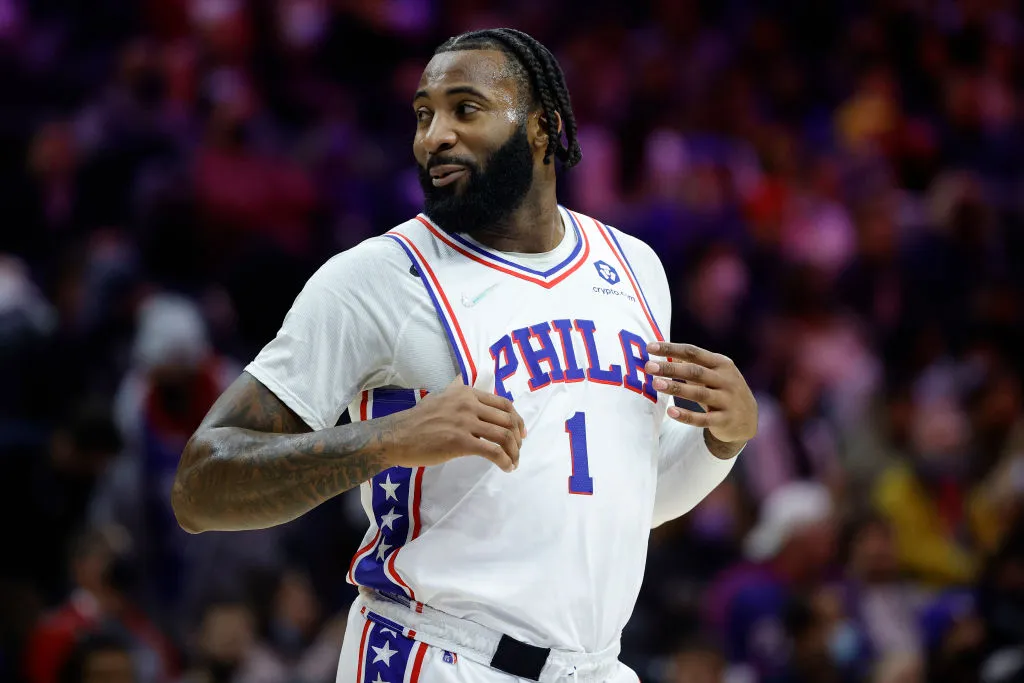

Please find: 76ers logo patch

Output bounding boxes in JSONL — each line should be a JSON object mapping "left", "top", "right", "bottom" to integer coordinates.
{"left": 594, "top": 260, "right": 620, "bottom": 284}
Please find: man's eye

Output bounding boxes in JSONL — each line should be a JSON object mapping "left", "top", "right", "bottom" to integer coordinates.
{"left": 457, "top": 103, "right": 479, "bottom": 116}
{"left": 416, "top": 110, "right": 432, "bottom": 124}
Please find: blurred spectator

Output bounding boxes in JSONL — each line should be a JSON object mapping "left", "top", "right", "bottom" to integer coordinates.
{"left": 836, "top": 198, "right": 905, "bottom": 344}
{"left": 72, "top": 39, "right": 184, "bottom": 233}
{"left": 22, "top": 526, "right": 176, "bottom": 683}
{"left": 835, "top": 66, "right": 900, "bottom": 159}
{"left": 624, "top": 484, "right": 744, "bottom": 678}
{"left": 57, "top": 629, "right": 138, "bottom": 683}
{"left": 670, "top": 242, "right": 754, "bottom": 374}
{"left": 111, "top": 293, "right": 231, "bottom": 448}
{"left": 94, "top": 294, "right": 230, "bottom": 603}
{"left": 873, "top": 393, "right": 988, "bottom": 587}
{"left": 706, "top": 482, "right": 837, "bottom": 681}
{"left": 838, "top": 514, "right": 925, "bottom": 659}
{"left": 13, "top": 121, "right": 83, "bottom": 262}
{"left": 242, "top": 568, "right": 348, "bottom": 683}
{"left": 966, "top": 368, "right": 1024, "bottom": 550}
{"left": 743, "top": 363, "right": 844, "bottom": 506}
{"left": 193, "top": 83, "right": 318, "bottom": 261}
{"left": 919, "top": 590, "right": 987, "bottom": 683}
{"left": 91, "top": 293, "right": 285, "bottom": 625}
{"left": 779, "top": 265, "right": 883, "bottom": 432}
{"left": 664, "top": 635, "right": 727, "bottom": 683}
{"left": 778, "top": 156, "right": 856, "bottom": 280}
{"left": 0, "top": 401, "right": 122, "bottom": 604}
{"left": 976, "top": 515, "right": 1024, "bottom": 660}
{"left": 778, "top": 593, "right": 844, "bottom": 683}
{"left": 0, "top": 255, "right": 58, "bottom": 426}
{"left": 178, "top": 601, "right": 256, "bottom": 683}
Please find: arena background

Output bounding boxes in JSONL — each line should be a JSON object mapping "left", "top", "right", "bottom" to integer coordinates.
{"left": 2, "top": 1, "right": 1024, "bottom": 682}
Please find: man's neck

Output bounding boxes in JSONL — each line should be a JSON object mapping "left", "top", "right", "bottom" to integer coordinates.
{"left": 468, "top": 186, "right": 562, "bottom": 254}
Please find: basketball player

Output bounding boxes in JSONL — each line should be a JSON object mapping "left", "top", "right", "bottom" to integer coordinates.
{"left": 171, "top": 28, "right": 758, "bottom": 683}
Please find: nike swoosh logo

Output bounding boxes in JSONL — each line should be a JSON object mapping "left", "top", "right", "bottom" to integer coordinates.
{"left": 461, "top": 282, "right": 500, "bottom": 308}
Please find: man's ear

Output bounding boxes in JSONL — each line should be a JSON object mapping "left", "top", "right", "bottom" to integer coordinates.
{"left": 531, "top": 110, "right": 563, "bottom": 151}
{"left": 551, "top": 111, "right": 564, "bottom": 136}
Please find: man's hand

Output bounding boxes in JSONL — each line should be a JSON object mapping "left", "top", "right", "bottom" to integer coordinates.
{"left": 645, "top": 342, "right": 758, "bottom": 445}
{"left": 387, "top": 379, "right": 526, "bottom": 473}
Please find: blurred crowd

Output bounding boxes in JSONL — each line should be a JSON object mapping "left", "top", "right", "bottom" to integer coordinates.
{"left": 2, "top": 0, "right": 1024, "bottom": 682}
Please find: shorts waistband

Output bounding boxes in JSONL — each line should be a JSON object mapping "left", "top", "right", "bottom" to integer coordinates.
{"left": 358, "top": 589, "right": 621, "bottom": 683}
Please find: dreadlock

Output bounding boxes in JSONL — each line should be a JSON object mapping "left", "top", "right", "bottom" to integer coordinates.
{"left": 434, "top": 28, "right": 583, "bottom": 168}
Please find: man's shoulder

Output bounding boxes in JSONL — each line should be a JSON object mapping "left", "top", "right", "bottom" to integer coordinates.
{"left": 608, "top": 227, "right": 664, "bottom": 272}
{"left": 312, "top": 228, "right": 417, "bottom": 285}
{"left": 567, "top": 208, "right": 664, "bottom": 270}
{"left": 326, "top": 231, "right": 411, "bottom": 265}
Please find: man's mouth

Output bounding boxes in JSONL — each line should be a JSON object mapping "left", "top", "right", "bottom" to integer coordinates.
{"left": 429, "top": 164, "right": 468, "bottom": 187}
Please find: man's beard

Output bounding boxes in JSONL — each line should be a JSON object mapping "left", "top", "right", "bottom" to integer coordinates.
{"left": 418, "top": 124, "right": 534, "bottom": 237}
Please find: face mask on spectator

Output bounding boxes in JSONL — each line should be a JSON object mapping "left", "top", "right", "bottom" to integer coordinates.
{"left": 270, "top": 618, "right": 305, "bottom": 655}
{"left": 828, "top": 620, "right": 860, "bottom": 667}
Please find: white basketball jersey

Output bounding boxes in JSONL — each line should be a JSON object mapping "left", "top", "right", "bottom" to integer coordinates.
{"left": 344, "top": 207, "right": 672, "bottom": 653}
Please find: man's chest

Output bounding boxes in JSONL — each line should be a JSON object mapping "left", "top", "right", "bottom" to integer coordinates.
{"left": 385, "top": 275, "right": 661, "bottom": 408}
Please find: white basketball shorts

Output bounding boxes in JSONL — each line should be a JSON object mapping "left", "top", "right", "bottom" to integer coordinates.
{"left": 335, "top": 590, "right": 640, "bottom": 683}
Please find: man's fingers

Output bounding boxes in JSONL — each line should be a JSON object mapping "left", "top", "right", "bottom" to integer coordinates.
{"left": 473, "top": 388, "right": 514, "bottom": 411}
{"left": 644, "top": 360, "right": 724, "bottom": 387}
{"left": 652, "top": 379, "right": 722, "bottom": 407}
{"left": 472, "top": 422, "right": 520, "bottom": 471}
{"left": 473, "top": 389, "right": 526, "bottom": 437}
{"left": 647, "top": 342, "right": 727, "bottom": 368}
{"left": 470, "top": 438, "right": 516, "bottom": 473}
{"left": 477, "top": 404, "right": 515, "bottom": 428}
{"left": 460, "top": 432, "right": 515, "bottom": 472}
{"left": 666, "top": 406, "right": 718, "bottom": 428}
{"left": 477, "top": 404, "right": 523, "bottom": 448}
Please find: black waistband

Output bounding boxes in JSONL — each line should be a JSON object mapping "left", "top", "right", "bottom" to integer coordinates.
{"left": 377, "top": 591, "right": 551, "bottom": 680}
{"left": 490, "top": 634, "right": 551, "bottom": 681}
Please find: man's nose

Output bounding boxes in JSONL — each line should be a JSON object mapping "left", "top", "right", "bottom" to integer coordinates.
{"left": 422, "top": 113, "right": 458, "bottom": 155}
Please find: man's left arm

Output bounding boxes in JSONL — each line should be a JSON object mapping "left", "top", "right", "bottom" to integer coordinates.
{"left": 646, "top": 341, "right": 758, "bottom": 527}
{"left": 604, "top": 227, "right": 757, "bottom": 526}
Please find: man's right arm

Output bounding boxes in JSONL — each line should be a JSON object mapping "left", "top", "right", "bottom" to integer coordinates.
{"left": 171, "top": 372, "right": 525, "bottom": 534}
{"left": 170, "top": 371, "right": 396, "bottom": 534}
{"left": 171, "top": 241, "right": 524, "bottom": 534}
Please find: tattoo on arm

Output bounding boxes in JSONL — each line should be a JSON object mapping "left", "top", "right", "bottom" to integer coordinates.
{"left": 197, "top": 371, "right": 313, "bottom": 435}
{"left": 172, "top": 372, "right": 394, "bottom": 533}
{"left": 703, "top": 429, "right": 745, "bottom": 460}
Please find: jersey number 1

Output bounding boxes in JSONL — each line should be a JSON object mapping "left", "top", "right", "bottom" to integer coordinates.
{"left": 565, "top": 412, "right": 594, "bottom": 495}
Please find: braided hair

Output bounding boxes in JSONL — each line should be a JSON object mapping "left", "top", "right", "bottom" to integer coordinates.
{"left": 434, "top": 28, "right": 582, "bottom": 168}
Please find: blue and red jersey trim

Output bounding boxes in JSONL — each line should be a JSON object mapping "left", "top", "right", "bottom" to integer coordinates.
{"left": 385, "top": 232, "right": 477, "bottom": 386}
{"left": 426, "top": 205, "right": 583, "bottom": 277}
{"left": 353, "top": 611, "right": 428, "bottom": 683}
{"left": 412, "top": 207, "right": 591, "bottom": 289}
{"left": 590, "top": 218, "right": 664, "bottom": 342}
{"left": 347, "top": 389, "right": 429, "bottom": 601}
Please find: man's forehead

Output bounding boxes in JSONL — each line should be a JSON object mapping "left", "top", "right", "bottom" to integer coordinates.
{"left": 417, "top": 49, "right": 518, "bottom": 97}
